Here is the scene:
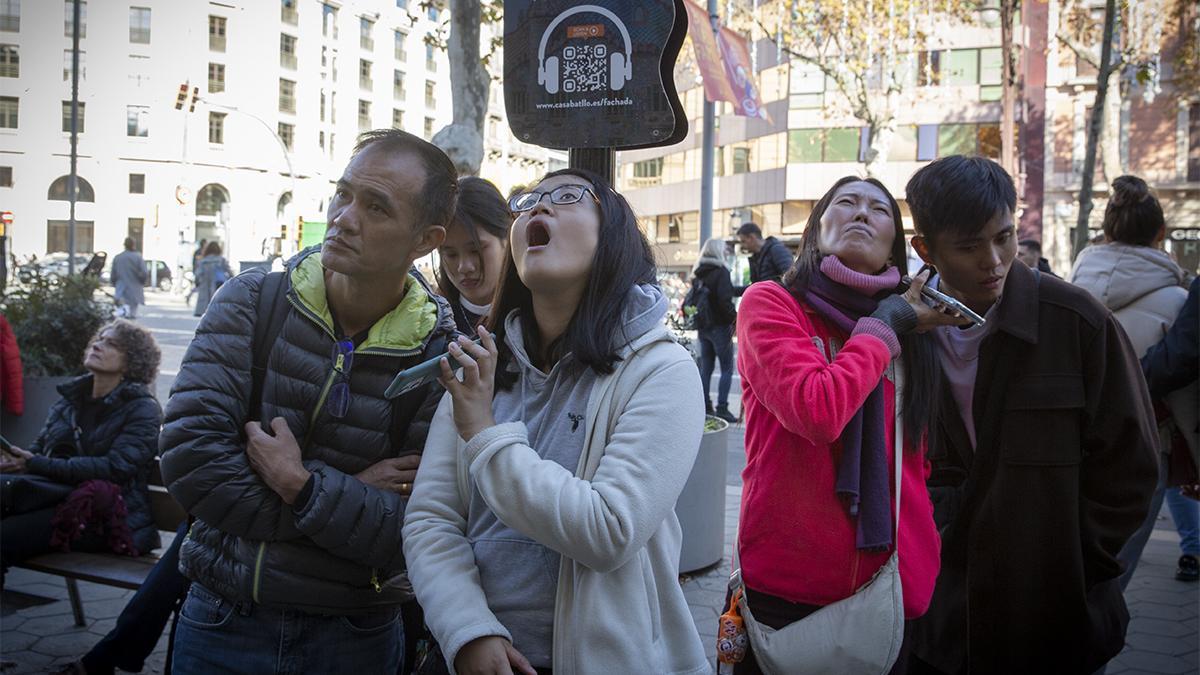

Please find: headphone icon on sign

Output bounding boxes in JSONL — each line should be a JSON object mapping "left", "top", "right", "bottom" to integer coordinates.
{"left": 536, "top": 4, "right": 634, "bottom": 95}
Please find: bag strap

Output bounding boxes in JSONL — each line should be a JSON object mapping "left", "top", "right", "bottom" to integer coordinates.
{"left": 249, "top": 271, "right": 290, "bottom": 425}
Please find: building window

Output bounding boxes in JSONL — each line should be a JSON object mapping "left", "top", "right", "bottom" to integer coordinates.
{"left": 279, "top": 78, "right": 296, "bottom": 113}
{"left": 208, "top": 62, "right": 225, "bottom": 93}
{"left": 208, "top": 111, "right": 226, "bottom": 144}
{"left": 358, "top": 99, "right": 371, "bottom": 130}
{"left": 0, "top": 95, "right": 16, "bottom": 128}
{"left": 48, "top": 175, "right": 95, "bottom": 202}
{"left": 47, "top": 221, "right": 95, "bottom": 254}
{"left": 278, "top": 122, "right": 293, "bottom": 150}
{"left": 396, "top": 0, "right": 406, "bottom": 8}
{"left": 943, "top": 49, "right": 979, "bottom": 86}
{"left": 360, "top": 59, "right": 372, "bottom": 90}
{"left": 787, "top": 128, "right": 865, "bottom": 163}
{"left": 64, "top": 1, "right": 86, "bottom": 38}
{"left": 424, "top": 80, "right": 435, "bottom": 108}
{"left": 129, "top": 7, "right": 151, "bottom": 44}
{"left": 209, "top": 15, "right": 226, "bottom": 52}
{"left": 393, "top": 70, "right": 405, "bottom": 98}
{"left": 394, "top": 30, "right": 406, "bottom": 61}
{"left": 322, "top": 3, "right": 337, "bottom": 38}
{"left": 281, "top": 0, "right": 297, "bottom": 25}
{"left": 392, "top": 108, "right": 403, "bottom": 129}
{"left": 127, "top": 218, "right": 144, "bottom": 252}
{"left": 318, "top": 129, "right": 325, "bottom": 149}
{"left": 732, "top": 147, "right": 751, "bottom": 174}
{"left": 129, "top": 173, "right": 144, "bottom": 193}
{"left": 319, "top": 91, "right": 326, "bottom": 121}
{"left": 427, "top": 6, "right": 438, "bottom": 22}
{"left": 0, "top": 0, "right": 18, "bottom": 32}
{"left": 61, "top": 101, "right": 84, "bottom": 133}
{"left": 425, "top": 43, "right": 436, "bottom": 71}
{"left": 0, "top": 166, "right": 12, "bottom": 187}
{"left": 280, "top": 34, "right": 297, "bottom": 69}
{"left": 423, "top": 116, "right": 434, "bottom": 139}
{"left": 63, "top": 49, "right": 85, "bottom": 82}
{"left": 360, "top": 17, "right": 374, "bottom": 51}
{"left": 126, "top": 105, "right": 149, "bottom": 137}
{"left": 633, "top": 158, "right": 663, "bottom": 178}
{"left": 0, "top": 44, "right": 16, "bottom": 77}
{"left": 1189, "top": 104, "right": 1200, "bottom": 183}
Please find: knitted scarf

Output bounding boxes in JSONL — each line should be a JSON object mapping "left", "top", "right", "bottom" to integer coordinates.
{"left": 803, "top": 255, "right": 901, "bottom": 550}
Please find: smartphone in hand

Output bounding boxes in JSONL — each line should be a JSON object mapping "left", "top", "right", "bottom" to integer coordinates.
{"left": 385, "top": 334, "right": 489, "bottom": 399}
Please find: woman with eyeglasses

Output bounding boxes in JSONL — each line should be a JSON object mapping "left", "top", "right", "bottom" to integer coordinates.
{"left": 437, "top": 177, "right": 512, "bottom": 334}
{"left": 403, "top": 169, "right": 710, "bottom": 675}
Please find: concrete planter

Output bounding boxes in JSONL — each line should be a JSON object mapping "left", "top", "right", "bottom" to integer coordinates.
{"left": 1, "top": 376, "right": 73, "bottom": 448}
{"left": 675, "top": 415, "right": 730, "bottom": 574}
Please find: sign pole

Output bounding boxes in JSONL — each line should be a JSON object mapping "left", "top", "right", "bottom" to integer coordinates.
{"left": 698, "top": 0, "right": 718, "bottom": 251}
{"left": 67, "top": 0, "right": 81, "bottom": 275}
{"left": 568, "top": 147, "right": 615, "bottom": 185}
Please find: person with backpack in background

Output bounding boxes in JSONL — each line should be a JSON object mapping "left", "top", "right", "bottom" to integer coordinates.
{"left": 191, "top": 241, "right": 232, "bottom": 317}
{"left": 734, "top": 222, "right": 793, "bottom": 294}
{"left": 688, "top": 238, "right": 738, "bottom": 423}
{"left": 160, "top": 129, "right": 458, "bottom": 674}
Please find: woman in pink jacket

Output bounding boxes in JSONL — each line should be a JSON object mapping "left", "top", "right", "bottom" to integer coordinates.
{"left": 732, "top": 177, "right": 970, "bottom": 673}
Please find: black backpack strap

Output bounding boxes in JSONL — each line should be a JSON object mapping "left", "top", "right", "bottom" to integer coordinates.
{"left": 249, "top": 271, "right": 290, "bottom": 424}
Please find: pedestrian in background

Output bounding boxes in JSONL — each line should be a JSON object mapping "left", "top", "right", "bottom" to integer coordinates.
{"left": 690, "top": 237, "right": 738, "bottom": 423}
{"left": 1016, "top": 238, "right": 1059, "bottom": 278}
{"left": 437, "top": 176, "right": 511, "bottom": 334}
{"left": 729, "top": 177, "right": 962, "bottom": 674}
{"left": 905, "top": 156, "right": 1158, "bottom": 675}
{"left": 191, "top": 241, "right": 231, "bottom": 317}
{"left": 404, "top": 169, "right": 710, "bottom": 675}
{"left": 1070, "top": 174, "right": 1198, "bottom": 586}
{"left": 111, "top": 238, "right": 148, "bottom": 319}
{"left": 734, "top": 222, "right": 793, "bottom": 294}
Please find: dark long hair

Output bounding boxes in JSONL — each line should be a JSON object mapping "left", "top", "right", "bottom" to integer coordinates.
{"left": 487, "top": 168, "right": 657, "bottom": 389}
{"left": 782, "top": 176, "right": 939, "bottom": 447}
{"left": 436, "top": 176, "right": 512, "bottom": 313}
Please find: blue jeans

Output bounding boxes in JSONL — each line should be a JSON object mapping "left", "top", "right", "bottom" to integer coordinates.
{"left": 1165, "top": 487, "right": 1200, "bottom": 556}
{"left": 171, "top": 583, "right": 403, "bottom": 675}
{"left": 699, "top": 324, "right": 734, "bottom": 409}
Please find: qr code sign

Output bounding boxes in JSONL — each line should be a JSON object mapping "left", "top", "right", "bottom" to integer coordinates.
{"left": 561, "top": 44, "right": 608, "bottom": 93}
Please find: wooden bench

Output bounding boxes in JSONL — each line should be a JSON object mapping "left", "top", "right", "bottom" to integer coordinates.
{"left": 15, "top": 459, "right": 188, "bottom": 626}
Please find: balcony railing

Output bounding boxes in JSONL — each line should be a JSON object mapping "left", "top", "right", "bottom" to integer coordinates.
{"left": 282, "top": 7, "right": 298, "bottom": 25}
{"left": 281, "top": 53, "right": 297, "bottom": 69}
{"left": 361, "top": 37, "right": 374, "bottom": 51}
{"left": 279, "top": 96, "right": 296, "bottom": 113}
{"left": 210, "top": 34, "right": 226, "bottom": 52}
{"left": 394, "top": 85, "right": 405, "bottom": 99}
{"left": 360, "top": 76, "right": 373, "bottom": 90}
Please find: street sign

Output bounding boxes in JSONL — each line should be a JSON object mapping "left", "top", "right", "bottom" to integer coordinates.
{"left": 504, "top": 0, "right": 688, "bottom": 150}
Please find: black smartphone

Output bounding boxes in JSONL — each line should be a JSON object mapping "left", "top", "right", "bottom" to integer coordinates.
{"left": 385, "top": 334, "right": 489, "bottom": 399}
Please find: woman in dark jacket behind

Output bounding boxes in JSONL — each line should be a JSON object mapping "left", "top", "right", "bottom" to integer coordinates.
{"left": 1, "top": 319, "right": 163, "bottom": 562}
{"left": 193, "top": 241, "right": 233, "bottom": 317}
{"left": 691, "top": 237, "right": 738, "bottom": 423}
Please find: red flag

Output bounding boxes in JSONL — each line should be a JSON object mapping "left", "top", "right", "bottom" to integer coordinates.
{"left": 716, "top": 26, "right": 772, "bottom": 124}
{"left": 683, "top": 0, "right": 736, "bottom": 105}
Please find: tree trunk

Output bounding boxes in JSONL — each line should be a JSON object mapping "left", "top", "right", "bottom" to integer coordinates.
{"left": 1099, "top": 67, "right": 1124, "bottom": 183}
{"left": 432, "top": 0, "right": 490, "bottom": 176}
{"left": 1073, "top": 0, "right": 1118, "bottom": 261}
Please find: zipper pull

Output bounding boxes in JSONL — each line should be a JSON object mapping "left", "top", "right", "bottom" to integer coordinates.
{"left": 370, "top": 568, "right": 382, "bottom": 593}
{"left": 335, "top": 353, "right": 346, "bottom": 373}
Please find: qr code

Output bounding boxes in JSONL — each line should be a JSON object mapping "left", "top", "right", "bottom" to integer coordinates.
{"left": 561, "top": 44, "right": 608, "bottom": 93}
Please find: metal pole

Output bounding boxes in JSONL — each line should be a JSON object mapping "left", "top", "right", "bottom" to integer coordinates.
{"left": 68, "top": 0, "right": 81, "bottom": 275}
{"left": 699, "top": 0, "right": 718, "bottom": 250}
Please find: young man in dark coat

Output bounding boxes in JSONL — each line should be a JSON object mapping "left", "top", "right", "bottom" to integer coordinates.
{"left": 160, "top": 129, "right": 458, "bottom": 674}
{"left": 733, "top": 222, "right": 793, "bottom": 294}
{"left": 904, "top": 156, "right": 1158, "bottom": 675}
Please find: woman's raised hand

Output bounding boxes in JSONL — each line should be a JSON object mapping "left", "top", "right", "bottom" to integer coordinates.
{"left": 903, "top": 269, "right": 974, "bottom": 333}
{"left": 439, "top": 325, "right": 500, "bottom": 442}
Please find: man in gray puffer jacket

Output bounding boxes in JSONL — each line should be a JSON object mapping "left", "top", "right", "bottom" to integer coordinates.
{"left": 160, "top": 129, "right": 458, "bottom": 674}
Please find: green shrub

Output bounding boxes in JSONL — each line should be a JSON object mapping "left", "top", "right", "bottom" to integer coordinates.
{"left": 2, "top": 271, "right": 114, "bottom": 377}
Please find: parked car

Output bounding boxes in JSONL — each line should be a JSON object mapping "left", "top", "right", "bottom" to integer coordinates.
{"left": 100, "top": 259, "right": 173, "bottom": 290}
{"left": 16, "top": 252, "right": 93, "bottom": 282}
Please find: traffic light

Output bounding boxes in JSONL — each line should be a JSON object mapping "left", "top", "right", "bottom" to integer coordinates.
{"left": 189, "top": 86, "right": 200, "bottom": 112}
{"left": 174, "top": 83, "right": 188, "bottom": 110}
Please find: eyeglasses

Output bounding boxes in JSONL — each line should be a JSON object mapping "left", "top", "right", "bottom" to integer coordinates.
{"left": 326, "top": 339, "right": 355, "bottom": 419}
{"left": 508, "top": 184, "right": 599, "bottom": 213}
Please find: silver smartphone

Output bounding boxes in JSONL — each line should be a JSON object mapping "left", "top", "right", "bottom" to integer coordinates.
{"left": 902, "top": 276, "right": 986, "bottom": 327}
